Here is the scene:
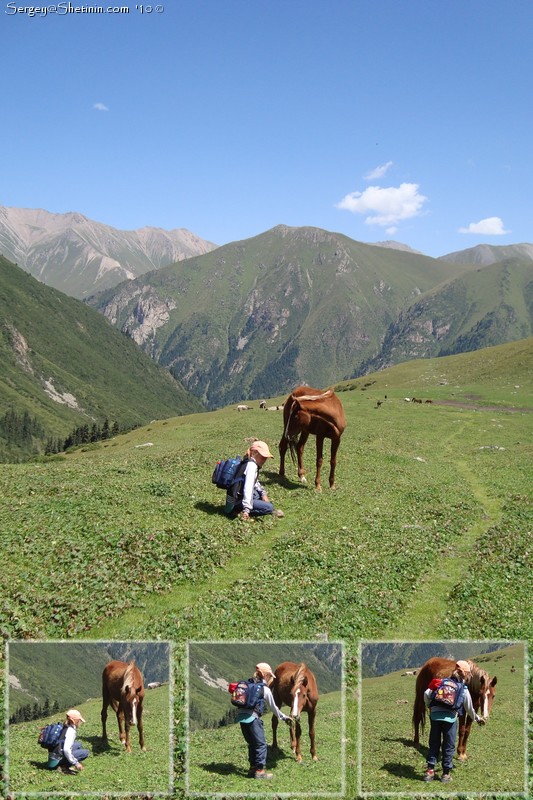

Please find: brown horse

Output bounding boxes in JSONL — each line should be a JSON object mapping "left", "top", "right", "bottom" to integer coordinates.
{"left": 271, "top": 662, "right": 319, "bottom": 762}
{"left": 413, "top": 657, "right": 497, "bottom": 760}
{"left": 102, "top": 660, "right": 146, "bottom": 753}
{"left": 279, "top": 386, "right": 346, "bottom": 491}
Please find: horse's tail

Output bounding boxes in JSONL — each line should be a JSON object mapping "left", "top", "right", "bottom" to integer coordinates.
{"left": 412, "top": 671, "right": 427, "bottom": 746}
{"left": 283, "top": 396, "right": 300, "bottom": 464}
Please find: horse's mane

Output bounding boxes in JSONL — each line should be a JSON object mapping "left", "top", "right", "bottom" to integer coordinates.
{"left": 122, "top": 660, "right": 137, "bottom": 691}
{"left": 292, "top": 389, "right": 333, "bottom": 403}
{"left": 293, "top": 663, "right": 308, "bottom": 689}
{"left": 466, "top": 660, "right": 491, "bottom": 696}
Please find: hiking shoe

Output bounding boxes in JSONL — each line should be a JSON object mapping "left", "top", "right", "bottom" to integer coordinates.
{"left": 423, "top": 769, "right": 435, "bottom": 782}
{"left": 254, "top": 769, "right": 273, "bottom": 780}
{"left": 273, "top": 509, "right": 284, "bottom": 518}
{"left": 441, "top": 773, "right": 452, "bottom": 783}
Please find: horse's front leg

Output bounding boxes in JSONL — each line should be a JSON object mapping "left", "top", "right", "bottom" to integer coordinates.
{"left": 297, "top": 431, "right": 309, "bottom": 485}
{"left": 314, "top": 435, "right": 324, "bottom": 492}
{"left": 117, "top": 709, "right": 127, "bottom": 749}
{"left": 272, "top": 715, "right": 279, "bottom": 751}
{"left": 308, "top": 708, "right": 318, "bottom": 761}
{"left": 329, "top": 436, "right": 340, "bottom": 490}
{"left": 292, "top": 719, "right": 303, "bottom": 762}
{"left": 456, "top": 717, "right": 472, "bottom": 761}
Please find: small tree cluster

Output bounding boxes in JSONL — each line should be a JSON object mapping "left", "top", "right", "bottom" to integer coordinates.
{"left": 0, "top": 408, "right": 44, "bottom": 446}
{"left": 46, "top": 419, "right": 121, "bottom": 454}
{"left": 9, "top": 698, "right": 61, "bottom": 724}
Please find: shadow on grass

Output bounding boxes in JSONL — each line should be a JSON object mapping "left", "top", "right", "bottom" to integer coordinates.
{"left": 380, "top": 761, "right": 424, "bottom": 781}
{"left": 381, "top": 735, "right": 427, "bottom": 755}
{"left": 194, "top": 501, "right": 229, "bottom": 516}
{"left": 199, "top": 761, "right": 247, "bottom": 777}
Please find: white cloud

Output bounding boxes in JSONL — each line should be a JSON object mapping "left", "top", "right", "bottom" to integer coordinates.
{"left": 364, "top": 161, "right": 393, "bottom": 180}
{"left": 336, "top": 182, "right": 428, "bottom": 227}
{"left": 458, "top": 217, "right": 510, "bottom": 235}
{"left": 93, "top": 102, "right": 109, "bottom": 112}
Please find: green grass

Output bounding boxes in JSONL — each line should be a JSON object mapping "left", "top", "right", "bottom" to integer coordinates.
{"left": 0, "top": 341, "right": 532, "bottom": 799}
{"left": 360, "top": 644, "right": 526, "bottom": 795}
{"left": 187, "top": 691, "right": 344, "bottom": 796}
{"left": 7, "top": 685, "right": 172, "bottom": 794}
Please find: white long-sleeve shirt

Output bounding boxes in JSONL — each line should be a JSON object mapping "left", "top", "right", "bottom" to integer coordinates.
{"left": 62, "top": 725, "right": 80, "bottom": 765}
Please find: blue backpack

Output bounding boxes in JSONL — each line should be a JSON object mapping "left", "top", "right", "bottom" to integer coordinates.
{"left": 431, "top": 677, "right": 466, "bottom": 714}
{"left": 38, "top": 722, "right": 65, "bottom": 750}
{"left": 212, "top": 457, "right": 245, "bottom": 490}
{"left": 230, "top": 679, "right": 265, "bottom": 715}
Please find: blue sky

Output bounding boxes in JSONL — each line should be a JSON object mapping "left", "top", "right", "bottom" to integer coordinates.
{"left": 2, "top": 0, "right": 532, "bottom": 256}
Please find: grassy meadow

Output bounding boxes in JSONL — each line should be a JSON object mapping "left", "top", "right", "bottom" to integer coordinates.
{"left": 0, "top": 338, "right": 532, "bottom": 798}
{"left": 7, "top": 684, "right": 172, "bottom": 795}
{"left": 187, "top": 690, "right": 344, "bottom": 796}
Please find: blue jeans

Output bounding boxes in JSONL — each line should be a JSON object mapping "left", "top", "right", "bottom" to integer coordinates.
{"left": 47, "top": 742, "right": 89, "bottom": 769}
{"left": 234, "top": 490, "right": 274, "bottom": 517}
{"left": 427, "top": 718, "right": 457, "bottom": 772}
{"left": 240, "top": 717, "right": 267, "bottom": 769}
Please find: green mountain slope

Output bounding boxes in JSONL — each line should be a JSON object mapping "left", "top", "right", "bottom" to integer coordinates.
{"left": 8, "top": 641, "right": 171, "bottom": 715}
{"left": 89, "top": 225, "right": 475, "bottom": 408}
{"left": 364, "top": 258, "right": 533, "bottom": 371}
{"left": 0, "top": 255, "right": 203, "bottom": 460}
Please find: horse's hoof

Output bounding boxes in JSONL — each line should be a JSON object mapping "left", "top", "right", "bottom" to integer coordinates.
{"left": 315, "top": 485, "right": 322, "bottom": 493}
{"left": 457, "top": 754, "right": 467, "bottom": 762}
{"left": 296, "top": 756, "right": 303, "bottom": 763}
{"left": 312, "top": 755, "right": 318, "bottom": 761}
{"left": 300, "top": 476, "right": 307, "bottom": 484}
{"left": 141, "top": 747, "right": 147, "bottom": 752}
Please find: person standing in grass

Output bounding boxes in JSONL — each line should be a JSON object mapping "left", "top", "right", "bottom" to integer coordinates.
{"left": 47, "top": 709, "right": 89, "bottom": 774}
{"left": 225, "top": 440, "right": 284, "bottom": 520}
{"left": 236, "top": 662, "right": 291, "bottom": 781}
{"left": 423, "top": 660, "right": 485, "bottom": 784}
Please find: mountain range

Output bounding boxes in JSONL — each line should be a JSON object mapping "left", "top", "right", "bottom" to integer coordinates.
{"left": 1, "top": 204, "right": 532, "bottom": 447}
{"left": 88, "top": 225, "right": 533, "bottom": 408}
{"left": 8, "top": 641, "right": 170, "bottom": 714}
{"left": 0, "top": 205, "right": 217, "bottom": 299}
{"left": 0, "top": 254, "right": 202, "bottom": 460}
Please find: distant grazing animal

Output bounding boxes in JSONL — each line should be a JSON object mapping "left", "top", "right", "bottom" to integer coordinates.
{"left": 271, "top": 662, "right": 318, "bottom": 762}
{"left": 402, "top": 670, "right": 417, "bottom": 676}
{"left": 102, "top": 660, "right": 146, "bottom": 753}
{"left": 236, "top": 404, "right": 252, "bottom": 411}
{"left": 147, "top": 681, "right": 162, "bottom": 689}
{"left": 279, "top": 386, "right": 346, "bottom": 491}
{"left": 259, "top": 400, "right": 267, "bottom": 409}
{"left": 411, "top": 397, "right": 423, "bottom": 404}
{"left": 413, "top": 657, "right": 497, "bottom": 761}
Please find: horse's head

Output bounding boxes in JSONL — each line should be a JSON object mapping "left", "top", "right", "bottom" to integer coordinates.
{"left": 121, "top": 663, "right": 144, "bottom": 726}
{"left": 477, "top": 673, "right": 497, "bottom": 719}
{"left": 289, "top": 664, "right": 310, "bottom": 721}
{"left": 467, "top": 662, "right": 497, "bottom": 720}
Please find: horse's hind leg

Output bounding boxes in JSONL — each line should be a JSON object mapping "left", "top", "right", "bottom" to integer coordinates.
{"left": 314, "top": 435, "right": 324, "bottom": 492}
{"left": 138, "top": 703, "right": 146, "bottom": 752}
{"left": 101, "top": 685, "right": 109, "bottom": 741}
{"left": 328, "top": 436, "right": 340, "bottom": 490}
{"left": 308, "top": 709, "right": 318, "bottom": 761}
{"left": 279, "top": 436, "right": 288, "bottom": 479}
